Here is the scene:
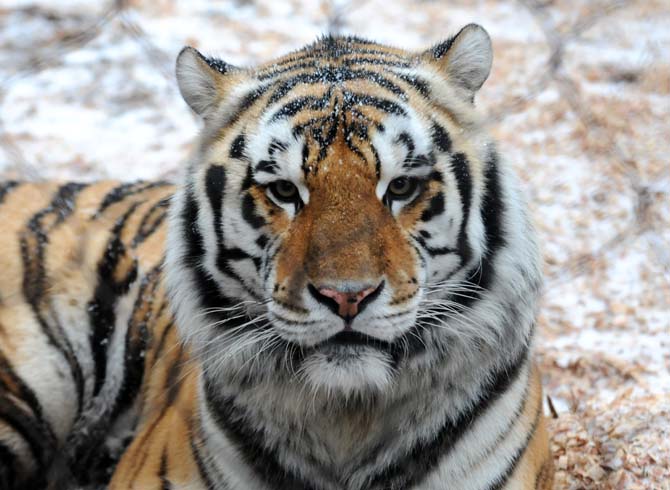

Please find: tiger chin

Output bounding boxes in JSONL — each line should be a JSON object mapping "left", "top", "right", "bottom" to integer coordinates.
{"left": 0, "top": 24, "right": 553, "bottom": 490}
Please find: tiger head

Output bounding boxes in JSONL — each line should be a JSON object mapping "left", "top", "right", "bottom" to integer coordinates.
{"left": 166, "top": 25, "right": 541, "bottom": 399}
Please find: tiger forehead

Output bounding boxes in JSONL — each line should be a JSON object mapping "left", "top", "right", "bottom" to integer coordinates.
{"left": 254, "top": 35, "right": 413, "bottom": 76}
{"left": 302, "top": 135, "right": 377, "bottom": 182}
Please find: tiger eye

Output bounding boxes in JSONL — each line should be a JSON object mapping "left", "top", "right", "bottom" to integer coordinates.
{"left": 387, "top": 177, "right": 417, "bottom": 199}
{"left": 270, "top": 180, "right": 299, "bottom": 202}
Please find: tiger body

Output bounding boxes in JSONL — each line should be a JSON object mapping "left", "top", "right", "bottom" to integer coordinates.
{"left": 0, "top": 26, "right": 553, "bottom": 490}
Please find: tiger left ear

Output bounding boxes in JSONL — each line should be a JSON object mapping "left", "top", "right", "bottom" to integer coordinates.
{"left": 424, "top": 24, "right": 493, "bottom": 94}
{"left": 176, "top": 47, "right": 239, "bottom": 118}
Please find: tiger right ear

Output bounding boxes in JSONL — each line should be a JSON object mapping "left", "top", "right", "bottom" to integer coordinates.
{"left": 424, "top": 24, "right": 493, "bottom": 95}
{"left": 176, "top": 47, "right": 238, "bottom": 118}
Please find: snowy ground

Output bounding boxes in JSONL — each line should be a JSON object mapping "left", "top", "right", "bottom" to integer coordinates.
{"left": 1, "top": 0, "right": 669, "bottom": 488}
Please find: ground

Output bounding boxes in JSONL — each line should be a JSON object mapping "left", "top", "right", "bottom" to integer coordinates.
{"left": 1, "top": 0, "right": 669, "bottom": 488}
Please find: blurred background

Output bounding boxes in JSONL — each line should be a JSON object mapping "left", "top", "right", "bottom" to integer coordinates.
{"left": 1, "top": 0, "right": 668, "bottom": 487}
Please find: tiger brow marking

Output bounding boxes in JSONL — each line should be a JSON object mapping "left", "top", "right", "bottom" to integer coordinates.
{"left": 254, "top": 160, "right": 279, "bottom": 175}
{"left": 229, "top": 134, "right": 247, "bottom": 160}
{"left": 270, "top": 94, "right": 331, "bottom": 121}
{"left": 267, "top": 69, "right": 409, "bottom": 105}
{"left": 223, "top": 45, "right": 425, "bottom": 135}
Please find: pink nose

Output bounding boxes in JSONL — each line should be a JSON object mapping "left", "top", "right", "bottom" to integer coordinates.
{"left": 316, "top": 284, "right": 380, "bottom": 319}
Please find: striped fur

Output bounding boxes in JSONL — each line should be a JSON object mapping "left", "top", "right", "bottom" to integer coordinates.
{"left": 0, "top": 25, "right": 552, "bottom": 490}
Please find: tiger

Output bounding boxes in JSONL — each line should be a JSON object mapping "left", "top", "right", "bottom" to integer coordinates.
{"left": 0, "top": 23, "right": 553, "bottom": 490}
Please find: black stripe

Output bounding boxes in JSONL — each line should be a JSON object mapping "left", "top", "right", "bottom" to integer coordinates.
{"left": 451, "top": 152, "right": 473, "bottom": 266}
{"left": 404, "top": 154, "right": 433, "bottom": 170}
{"left": 203, "top": 385, "right": 314, "bottom": 490}
{"left": 0, "top": 395, "right": 49, "bottom": 484}
{"left": 0, "top": 181, "right": 19, "bottom": 205}
{"left": 152, "top": 320, "right": 175, "bottom": 364}
{"left": 131, "top": 196, "right": 171, "bottom": 248}
{"left": 394, "top": 72, "right": 431, "bottom": 98}
{"left": 396, "top": 132, "right": 415, "bottom": 155}
{"left": 270, "top": 94, "right": 330, "bottom": 121}
{"left": 450, "top": 149, "right": 506, "bottom": 307}
{"left": 225, "top": 50, "right": 416, "bottom": 129}
{"left": 268, "top": 139, "right": 289, "bottom": 155}
{"left": 0, "top": 350, "right": 52, "bottom": 446}
{"left": 224, "top": 88, "right": 269, "bottom": 130}
{"left": 164, "top": 347, "right": 184, "bottom": 405}
{"left": 414, "top": 234, "right": 457, "bottom": 256}
{"left": 229, "top": 134, "right": 247, "bottom": 160}
{"left": 0, "top": 442, "right": 18, "bottom": 488}
{"left": 180, "top": 190, "right": 255, "bottom": 325}
{"left": 262, "top": 43, "right": 408, "bottom": 70}
{"left": 21, "top": 183, "right": 88, "bottom": 416}
{"left": 365, "top": 345, "right": 529, "bottom": 489}
{"left": 205, "top": 165, "right": 226, "bottom": 246}
{"left": 110, "top": 266, "right": 159, "bottom": 422}
{"left": 269, "top": 70, "right": 408, "bottom": 106}
{"left": 182, "top": 189, "right": 229, "bottom": 311}
{"left": 258, "top": 56, "right": 411, "bottom": 81}
{"left": 341, "top": 57, "right": 411, "bottom": 69}
{"left": 94, "top": 181, "right": 170, "bottom": 217}
{"left": 190, "top": 435, "right": 224, "bottom": 490}
{"left": 345, "top": 70, "right": 407, "bottom": 97}
{"left": 432, "top": 35, "right": 457, "bottom": 59}
{"left": 420, "top": 192, "right": 445, "bottom": 222}
{"left": 254, "top": 160, "right": 279, "bottom": 174}
{"left": 257, "top": 45, "right": 410, "bottom": 79}
{"left": 472, "top": 377, "right": 531, "bottom": 475}
{"left": 342, "top": 92, "right": 406, "bottom": 116}
{"left": 255, "top": 235, "right": 269, "bottom": 249}
{"left": 89, "top": 202, "right": 140, "bottom": 397}
{"left": 241, "top": 193, "right": 266, "bottom": 229}
{"left": 201, "top": 54, "right": 232, "bottom": 75}
{"left": 431, "top": 122, "right": 452, "bottom": 153}
{"left": 0, "top": 350, "right": 54, "bottom": 479}
{"left": 205, "top": 167, "right": 264, "bottom": 287}
{"left": 480, "top": 150, "right": 506, "bottom": 267}
{"left": 371, "top": 144, "right": 382, "bottom": 179}
{"left": 159, "top": 448, "right": 172, "bottom": 490}
{"left": 486, "top": 403, "right": 542, "bottom": 490}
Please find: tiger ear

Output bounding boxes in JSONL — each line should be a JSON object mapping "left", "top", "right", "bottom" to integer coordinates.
{"left": 423, "top": 24, "right": 492, "bottom": 94}
{"left": 176, "top": 47, "right": 239, "bottom": 118}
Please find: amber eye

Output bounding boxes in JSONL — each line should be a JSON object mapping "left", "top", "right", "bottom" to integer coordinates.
{"left": 269, "top": 180, "right": 300, "bottom": 203}
{"left": 386, "top": 177, "right": 418, "bottom": 200}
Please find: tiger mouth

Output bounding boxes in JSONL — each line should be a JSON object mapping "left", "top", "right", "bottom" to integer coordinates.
{"left": 315, "top": 330, "right": 392, "bottom": 350}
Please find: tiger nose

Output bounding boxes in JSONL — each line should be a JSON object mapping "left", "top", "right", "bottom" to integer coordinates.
{"left": 308, "top": 282, "right": 384, "bottom": 322}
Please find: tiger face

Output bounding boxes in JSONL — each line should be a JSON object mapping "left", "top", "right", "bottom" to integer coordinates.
{"left": 166, "top": 25, "right": 532, "bottom": 398}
